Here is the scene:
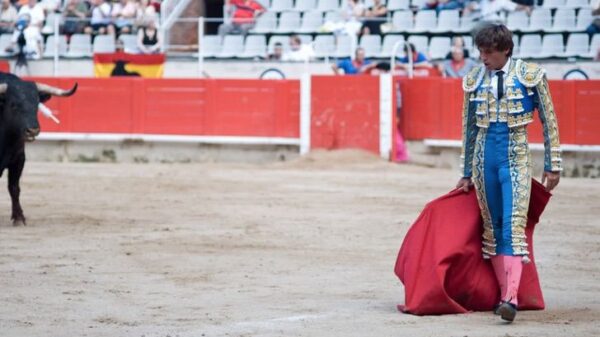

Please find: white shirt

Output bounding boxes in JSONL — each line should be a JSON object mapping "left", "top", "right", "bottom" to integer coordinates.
{"left": 480, "top": 0, "right": 517, "bottom": 22}
{"left": 490, "top": 57, "right": 511, "bottom": 100}
{"left": 17, "top": 3, "right": 45, "bottom": 27}
{"left": 282, "top": 44, "right": 315, "bottom": 62}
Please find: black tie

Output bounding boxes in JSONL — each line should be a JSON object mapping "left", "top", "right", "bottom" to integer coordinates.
{"left": 497, "top": 70, "right": 504, "bottom": 100}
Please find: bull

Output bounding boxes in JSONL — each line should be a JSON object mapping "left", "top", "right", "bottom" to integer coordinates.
{"left": 0, "top": 72, "right": 77, "bottom": 226}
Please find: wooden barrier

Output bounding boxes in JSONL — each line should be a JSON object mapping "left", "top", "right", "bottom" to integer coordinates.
{"left": 26, "top": 76, "right": 600, "bottom": 154}
{"left": 31, "top": 77, "right": 300, "bottom": 138}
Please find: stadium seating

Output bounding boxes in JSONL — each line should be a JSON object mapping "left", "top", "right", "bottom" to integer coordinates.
{"left": 379, "top": 34, "right": 404, "bottom": 58}
{"left": 518, "top": 34, "right": 543, "bottom": 58}
{"left": 216, "top": 35, "right": 245, "bottom": 58}
{"left": 392, "top": 10, "right": 413, "bottom": 32}
{"left": 538, "top": 34, "right": 564, "bottom": 58}
{"left": 429, "top": 37, "right": 451, "bottom": 60}
{"left": 93, "top": 35, "right": 117, "bottom": 54}
{"left": 295, "top": 0, "right": 317, "bottom": 11}
{"left": 297, "top": 11, "right": 324, "bottom": 33}
{"left": 276, "top": 11, "right": 301, "bottom": 33}
{"left": 407, "top": 35, "right": 429, "bottom": 55}
{"left": 65, "top": 34, "right": 92, "bottom": 58}
{"left": 0, "top": 34, "right": 13, "bottom": 58}
{"left": 360, "top": 34, "right": 382, "bottom": 57}
{"left": 563, "top": 33, "right": 589, "bottom": 57}
{"left": 239, "top": 34, "right": 267, "bottom": 58}
{"left": 523, "top": 8, "right": 552, "bottom": 32}
{"left": 314, "top": 34, "right": 336, "bottom": 58}
{"left": 434, "top": 10, "right": 460, "bottom": 33}
{"left": 43, "top": 35, "right": 68, "bottom": 58}
{"left": 411, "top": 10, "right": 437, "bottom": 33}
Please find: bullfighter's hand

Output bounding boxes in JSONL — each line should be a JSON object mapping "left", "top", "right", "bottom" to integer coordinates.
{"left": 542, "top": 171, "right": 560, "bottom": 192}
{"left": 456, "top": 177, "right": 473, "bottom": 193}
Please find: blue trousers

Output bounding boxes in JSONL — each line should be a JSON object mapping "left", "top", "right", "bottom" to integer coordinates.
{"left": 472, "top": 122, "right": 532, "bottom": 257}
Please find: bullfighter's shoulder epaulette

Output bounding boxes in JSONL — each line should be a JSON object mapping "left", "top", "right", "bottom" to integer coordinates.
{"left": 515, "top": 59, "right": 545, "bottom": 88}
{"left": 462, "top": 65, "right": 485, "bottom": 93}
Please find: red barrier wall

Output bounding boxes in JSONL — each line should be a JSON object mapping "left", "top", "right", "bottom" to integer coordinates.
{"left": 310, "top": 75, "right": 380, "bottom": 153}
{"left": 396, "top": 77, "right": 600, "bottom": 145}
{"left": 30, "top": 77, "right": 300, "bottom": 138}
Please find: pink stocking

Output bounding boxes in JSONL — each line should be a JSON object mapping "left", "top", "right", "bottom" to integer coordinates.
{"left": 490, "top": 255, "right": 507, "bottom": 301}
{"left": 503, "top": 255, "right": 524, "bottom": 306}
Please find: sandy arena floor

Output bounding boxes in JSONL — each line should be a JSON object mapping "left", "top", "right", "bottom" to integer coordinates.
{"left": 1, "top": 150, "right": 599, "bottom": 337}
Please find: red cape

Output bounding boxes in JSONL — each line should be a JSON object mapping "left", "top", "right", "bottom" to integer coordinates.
{"left": 394, "top": 180, "right": 551, "bottom": 315}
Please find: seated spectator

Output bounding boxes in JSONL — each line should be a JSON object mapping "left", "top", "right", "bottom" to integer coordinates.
{"left": 218, "top": 0, "right": 265, "bottom": 36}
{"left": 6, "top": 13, "right": 43, "bottom": 59}
{"left": 438, "top": 46, "right": 477, "bottom": 78}
{"left": 332, "top": 47, "right": 378, "bottom": 75}
{"left": 282, "top": 35, "right": 314, "bottom": 62}
{"left": 361, "top": 0, "right": 387, "bottom": 35}
{"left": 85, "top": 0, "right": 115, "bottom": 35}
{"left": 136, "top": 18, "right": 161, "bottom": 54}
{"left": 396, "top": 42, "right": 430, "bottom": 68}
{"left": 268, "top": 41, "right": 283, "bottom": 60}
{"left": 424, "top": 0, "right": 464, "bottom": 13}
{"left": 112, "top": 0, "right": 138, "bottom": 35}
{"left": 62, "top": 0, "right": 89, "bottom": 36}
{"left": 445, "top": 36, "right": 470, "bottom": 59}
{"left": 467, "top": 0, "right": 532, "bottom": 23}
{"left": 136, "top": 0, "right": 157, "bottom": 29}
{"left": 0, "top": 0, "right": 18, "bottom": 34}
{"left": 586, "top": 1, "right": 600, "bottom": 36}
{"left": 17, "top": 0, "right": 45, "bottom": 28}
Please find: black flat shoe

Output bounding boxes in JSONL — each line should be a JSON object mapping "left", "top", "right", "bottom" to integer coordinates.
{"left": 497, "top": 301, "right": 517, "bottom": 322}
{"left": 493, "top": 302, "right": 502, "bottom": 315}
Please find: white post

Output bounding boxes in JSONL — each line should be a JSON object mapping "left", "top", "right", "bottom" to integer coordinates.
{"left": 53, "top": 15, "right": 59, "bottom": 76}
{"left": 300, "top": 73, "right": 311, "bottom": 155}
{"left": 390, "top": 40, "right": 413, "bottom": 79}
{"left": 379, "top": 73, "right": 393, "bottom": 159}
{"left": 198, "top": 16, "right": 204, "bottom": 77}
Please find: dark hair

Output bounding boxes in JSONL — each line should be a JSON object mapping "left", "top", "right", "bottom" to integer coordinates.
{"left": 274, "top": 42, "right": 283, "bottom": 47}
{"left": 403, "top": 42, "right": 416, "bottom": 54}
{"left": 474, "top": 24, "right": 514, "bottom": 56}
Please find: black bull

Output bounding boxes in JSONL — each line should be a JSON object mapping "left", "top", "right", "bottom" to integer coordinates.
{"left": 0, "top": 72, "right": 77, "bottom": 226}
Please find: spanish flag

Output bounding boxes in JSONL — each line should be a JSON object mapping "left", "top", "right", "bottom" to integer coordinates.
{"left": 93, "top": 52, "right": 166, "bottom": 78}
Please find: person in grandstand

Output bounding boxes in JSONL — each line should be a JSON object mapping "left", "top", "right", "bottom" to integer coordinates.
{"left": 456, "top": 24, "right": 561, "bottom": 323}
{"left": 281, "top": 35, "right": 314, "bottom": 62}
{"left": 331, "top": 47, "right": 377, "bottom": 75}
{"left": 438, "top": 46, "right": 477, "bottom": 78}
{"left": 218, "top": 0, "right": 265, "bottom": 36}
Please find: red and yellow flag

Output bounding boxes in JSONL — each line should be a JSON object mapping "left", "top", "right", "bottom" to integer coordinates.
{"left": 93, "top": 53, "right": 166, "bottom": 78}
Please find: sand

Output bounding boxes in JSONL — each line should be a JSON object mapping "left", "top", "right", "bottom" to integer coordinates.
{"left": 1, "top": 150, "right": 599, "bottom": 337}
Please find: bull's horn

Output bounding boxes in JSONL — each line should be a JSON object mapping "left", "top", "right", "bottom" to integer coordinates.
{"left": 0, "top": 83, "right": 7, "bottom": 94}
{"left": 36, "top": 82, "right": 78, "bottom": 97}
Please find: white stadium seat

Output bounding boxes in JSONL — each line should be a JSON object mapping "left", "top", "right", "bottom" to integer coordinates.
{"left": 538, "top": 34, "right": 564, "bottom": 58}
{"left": 522, "top": 8, "right": 552, "bottom": 32}
{"left": 199, "top": 35, "right": 222, "bottom": 58}
{"left": 506, "top": 11, "right": 529, "bottom": 32}
{"left": 518, "top": 34, "right": 542, "bottom": 58}
{"left": 65, "top": 34, "right": 92, "bottom": 58}
{"left": 428, "top": 37, "right": 451, "bottom": 60}
{"left": 334, "top": 34, "right": 354, "bottom": 58}
{"left": 317, "top": 0, "right": 339, "bottom": 12}
{"left": 407, "top": 35, "right": 429, "bottom": 54}
{"left": 270, "top": 0, "right": 294, "bottom": 12}
{"left": 276, "top": 11, "right": 301, "bottom": 33}
{"left": 379, "top": 34, "right": 405, "bottom": 58}
{"left": 563, "top": 33, "right": 589, "bottom": 57}
{"left": 297, "top": 11, "right": 324, "bottom": 33}
{"left": 216, "top": 35, "right": 245, "bottom": 58}
{"left": 93, "top": 35, "right": 116, "bottom": 54}
{"left": 239, "top": 34, "right": 267, "bottom": 58}
{"left": 387, "top": 0, "right": 410, "bottom": 11}
{"left": 392, "top": 10, "right": 413, "bottom": 32}
{"left": 549, "top": 9, "right": 577, "bottom": 32}
{"left": 294, "top": 0, "right": 316, "bottom": 11}
{"left": 313, "top": 34, "right": 336, "bottom": 58}
{"left": 434, "top": 9, "right": 459, "bottom": 33}
{"left": 410, "top": 10, "right": 437, "bottom": 33}
{"left": 359, "top": 35, "right": 382, "bottom": 57}
{"left": 43, "top": 34, "right": 68, "bottom": 58}
{"left": 251, "top": 12, "right": 277, "bottom": 33}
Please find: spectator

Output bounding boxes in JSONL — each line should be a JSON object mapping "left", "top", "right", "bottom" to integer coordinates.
{"left": 437, "top": 46, "right": 477, "bottom": 77}
{"left": 136, "top": 0, "right": 157, "bottom": 29}
{"left": 445, "top": 36, "right": 470, "bottom": 59}
{"left": 112, "top": 0, "right": 138, "bottom": 35}
{"left": 0, "top": 0, "right": 18, "bottom": 34}
{"left": 218, "top": 0, "right": 265, "bottom": 36}
{"left": 85, "top": 0, "right": 115, "bottom": 35}
{"left": 332, "top": 47, "right": 377, "bottom": 75}
{"left": 282, "top": 34, "right": 314, "bottom": 62}
{"left": 268, "top": 41, "right": 283, "bottom": 60}
{"left": 62, "top": 0, "right": 89, "bottom": 35}
{"left": 396, "top": 42, "right": 429, "bottom": 69}
{"left": 17, "top": 0, "right": 44, "bottom": 28}
{"left": 586, "top": 1, "right": 600, "bottom": 36}
{"left": 136, "top": 17, "right": 161, "bottom": 54}
{"left": 467, "top": 0, "right": 532, "bottom": 23}
{"left": 424, "top": 0, "right": 464, "bottom": 13}
{"left": 361, "top": 0, "right": 387, "bottom": 35}
{"left": 6, "top": 13, "right": 43, "bottom": 59}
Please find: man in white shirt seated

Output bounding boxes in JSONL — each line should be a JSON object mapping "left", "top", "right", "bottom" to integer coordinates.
{"left": 281, "top": 35, "right": 315, "bottom": 62}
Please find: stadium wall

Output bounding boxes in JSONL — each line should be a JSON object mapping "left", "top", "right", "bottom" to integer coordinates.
{"left": 26, "top": 76, "right": 600, "bottom": 177}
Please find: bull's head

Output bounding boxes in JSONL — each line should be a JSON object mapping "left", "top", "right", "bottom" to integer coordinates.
{"left": 0, "top": 81, "right": 77, "bottom": 142}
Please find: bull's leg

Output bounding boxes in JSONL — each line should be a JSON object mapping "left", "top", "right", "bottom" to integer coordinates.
{"left": 8, "top": 152, "right": 26, "bottom": 226}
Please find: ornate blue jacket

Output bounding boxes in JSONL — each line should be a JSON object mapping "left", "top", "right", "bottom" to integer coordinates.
{"left": 460, "top": 59, "right": 562, "bottom": 177}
